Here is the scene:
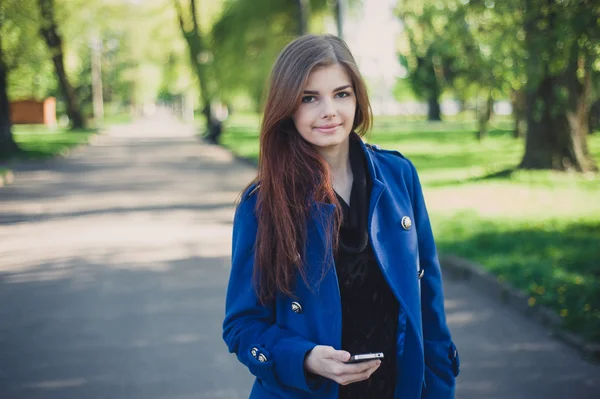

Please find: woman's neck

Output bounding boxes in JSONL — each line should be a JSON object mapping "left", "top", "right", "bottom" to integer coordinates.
{"left": 318, "top": 137, "right": 353, "bottom": 201}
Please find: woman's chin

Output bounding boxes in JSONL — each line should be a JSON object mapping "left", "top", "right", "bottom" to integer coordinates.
{"left": 309, "top": 132, "right": 350, "bottom": 150}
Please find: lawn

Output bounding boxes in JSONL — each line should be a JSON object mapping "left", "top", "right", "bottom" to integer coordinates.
{"left": 0, "top": 125, "right": 97, "bottom": 186}
{"left": 1, "top": 109, "right": 132, "bottom": 165}
{"left": 9, "top": 125, "right": 98, "bottom": 160}
{"left": 220, "top": 112, "right": 600, "bottom": 342}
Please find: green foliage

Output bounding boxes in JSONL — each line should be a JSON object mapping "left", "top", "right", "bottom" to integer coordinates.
{"left": 211, "top": 0, "right": 331, "bottom": 111}
{"left": 392, "top": 77, "right": 418, "bottom": 101}
{"left": 396, "top": 1, "right": 467, "bottom": 103}
{"left": 63, "top": 0, "right": 190, "bottom": 109}
{"left": 3, "top": 0, "right": 192, "bottom": 111}
{"left": 1, "top": 0, "right": 56, "bottom": 100}
{"left": 398, "top": 0, "right": 599, "bottom": 102}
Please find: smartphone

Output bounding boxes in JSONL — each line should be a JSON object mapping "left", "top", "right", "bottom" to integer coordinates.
{"left": 345, "top": 352, "right": 384, "bottom": 364}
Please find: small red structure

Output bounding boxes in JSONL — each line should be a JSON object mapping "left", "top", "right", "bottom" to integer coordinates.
{"left": 10, "top": 98, "right": 57, "bottom": 125}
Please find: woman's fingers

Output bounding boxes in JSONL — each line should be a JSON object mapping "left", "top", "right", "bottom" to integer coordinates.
{"left": 324, "top": 346, "right": 351, "bottom": 363}
{"left": 336, "top": 360, "right": 381, "bottom": 385}
{"left": 343, "top": 359, "right": 381, "bottom": 374}
{"left": 331, "top": 359, "right": 378, "bottom": 377}
{"left": 304, "top": 346, "right": 382, "bottom": 385}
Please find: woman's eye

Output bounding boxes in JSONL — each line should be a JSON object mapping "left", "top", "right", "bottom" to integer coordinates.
{"left": 301, "top": 96, "right": 316, "bottom": 103}
{"left": 336, "top": 91, "right": 350, "bottom": 98}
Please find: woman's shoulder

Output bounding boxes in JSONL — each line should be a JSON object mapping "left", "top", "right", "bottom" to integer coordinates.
{"left": 241, "top": 182, "right": 260, "bottom": 203}
{"left": 234, "top": 181, "right": 260, "bottom": 221}
{"left": 364, "top": 142, "right": 416, "bottom": 176}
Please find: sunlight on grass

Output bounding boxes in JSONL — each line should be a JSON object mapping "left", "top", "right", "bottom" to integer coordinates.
{"left": 12, "top": 125, "right": 97, "bottom": 160}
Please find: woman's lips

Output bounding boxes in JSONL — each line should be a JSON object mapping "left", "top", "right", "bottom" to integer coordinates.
{"left": 315, "top": 124, "right": 341, "bottom": 134}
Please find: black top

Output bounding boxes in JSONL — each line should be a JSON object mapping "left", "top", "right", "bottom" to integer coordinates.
{"left": 334, "top": 137, "right": 399, "bottom": 399}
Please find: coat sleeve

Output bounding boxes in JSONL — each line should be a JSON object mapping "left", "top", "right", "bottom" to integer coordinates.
{"left": 407, "top": 160, "right": 460, "bottom": 399}
{"left": 222, "top": 195, "right": 326, "bottom": 394}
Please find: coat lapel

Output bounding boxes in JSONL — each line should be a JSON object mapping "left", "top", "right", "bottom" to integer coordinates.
{"left": 361, "top": 140, "right": 425, "bottom": 351}
{"left": 306, "top": 137, "right": 424, "bottom": 354}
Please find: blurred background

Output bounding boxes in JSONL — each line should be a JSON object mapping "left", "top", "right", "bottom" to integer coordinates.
{"left": 0, "top": 0, "right": 599, "bottom": 398}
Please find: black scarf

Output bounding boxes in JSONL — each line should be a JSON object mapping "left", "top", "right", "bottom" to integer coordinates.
{"left": 335, "top": 136, "right": 370, "bottom": 255}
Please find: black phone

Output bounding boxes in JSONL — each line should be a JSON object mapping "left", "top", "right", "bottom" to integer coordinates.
{"left": 345, "top": 352, "right": 384, "bottom": 364}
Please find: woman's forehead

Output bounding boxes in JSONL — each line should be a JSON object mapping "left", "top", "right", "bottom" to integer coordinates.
{"left": 304, "top": 64, "right": 352, "bottom": 91}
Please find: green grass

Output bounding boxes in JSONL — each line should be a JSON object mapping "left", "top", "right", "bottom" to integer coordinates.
{"left": 0, "top": 167, "right": 11, "bottom": 185}
{"left": 0, "top": 114, "right": 132, "bottom": 183}
{"left": 1, "top": 109, "right": 131, "bottom": 164}
{"left": 220, "top": 113, "right": 600, "bottom": 342}
{"left": 103, "top": 112, "right": 133, "bottom": 125}
{"left": 9, "top": 125, "right": 97, "bottom": 160}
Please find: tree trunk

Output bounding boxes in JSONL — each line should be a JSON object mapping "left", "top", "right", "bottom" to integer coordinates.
{"left": 0, "top": 39, "right": 19, "bottom": 158}
{"left": 520, "top": 64, "right": 597, "bottom": 172}
{"left": 476, "top": 90, "right": 493, "bottom": 141}
{"left": 174, "top": 0, "right": 221, "bottom": 141}
{"left": 37, "top": 0, "right": 85, "bottom": 129}
{"left": 589, "top": 99, "right": 600, "bottom": 134}
{"left": 510, "top": 89, "right": 526, "bottom": 139}
{"left": 520, "top": 0, "right": 596, "bottom": 172}
{"left": 296, "top": 0, "right": 311, "bottom": 35}
{"left": 417, "top": 54, "right": 442, "bottom": 121}
{"left": 427, "top": 93, "right": 441, "bottom": 121}
{"left": 334, "top": 0, "right": 344, "bottom": 39}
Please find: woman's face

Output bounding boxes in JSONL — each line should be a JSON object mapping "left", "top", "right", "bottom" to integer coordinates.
{"left": 292, "top": 63, "right": 357, "bottom": 150}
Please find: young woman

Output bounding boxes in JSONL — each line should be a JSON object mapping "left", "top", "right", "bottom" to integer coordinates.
{"left": 223, "top": 34, "right": 460, "bottom": 399}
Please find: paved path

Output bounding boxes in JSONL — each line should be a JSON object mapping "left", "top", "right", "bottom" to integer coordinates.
{"left": 0, "top": 110, "right": 598, "bottom": 398}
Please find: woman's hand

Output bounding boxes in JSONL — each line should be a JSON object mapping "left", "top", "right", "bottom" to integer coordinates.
{"left": 304, "top": 345, "right": 381, "bottom": 386}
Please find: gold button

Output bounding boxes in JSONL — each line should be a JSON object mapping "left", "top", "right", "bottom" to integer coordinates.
{"left": 401, "top": 216, "right": 412, "bottom": 230}
{"left": 258, "top": 353, "right": 268, "bottom": 362}
{"left": 291, "top": 301, "right": 303, "bottom": 314}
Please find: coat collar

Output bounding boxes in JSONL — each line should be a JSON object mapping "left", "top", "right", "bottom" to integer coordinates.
{"left": 311, "top": 134, "right": 386, "bottom": 245}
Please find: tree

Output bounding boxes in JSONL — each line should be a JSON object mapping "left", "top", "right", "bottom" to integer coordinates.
{"left": 0, "top": 0, "right": 47, "bottom": 157}
{"left": 173, "top": 0, "right": 221, "bottom": 141}
{"left": 69, "top": 0, "right": 193, "bottom": 116}
{"left": 453, "top": 0, "right": 597, "bottom": 170}
{"left": 296, "top": 0, "right": 311, "bottom": 35}
{"left": 333, "top": 0, "right": 345, "bottom": 39}
{"left": 0, "top": 32, "right": 19, "bottom": 157}
{"left": 211, "top": 0, "right": 330, "bottom": 114}
{"left": 400, "top": 0, "right": 598, "bottom": 170}
{"left": 397, "top": 2, "right": 460, "bottom": 121}
{"left": 37, "top": 0, "right": 85, "bottom": 129}
{"left": 518, "top": 0, "right": 598, "bottom": 171}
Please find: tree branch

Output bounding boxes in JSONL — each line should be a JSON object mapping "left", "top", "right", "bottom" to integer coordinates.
{"left": 173, "top": 0, "right": 187, "bottom": 34}
{"left": 190, "top": 0, "right": 200, "bottom": 35}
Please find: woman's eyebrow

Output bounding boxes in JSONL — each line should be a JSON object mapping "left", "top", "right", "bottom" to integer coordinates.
{"left": 303, "top": 84, "right": 352, "bottom": 95}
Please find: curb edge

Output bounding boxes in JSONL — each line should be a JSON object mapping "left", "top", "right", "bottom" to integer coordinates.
{"left": 440, "top": 254, "right": 600, "bottom": 363}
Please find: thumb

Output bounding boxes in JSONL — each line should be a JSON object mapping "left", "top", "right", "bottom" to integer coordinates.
{"left": 332, "top": 349, "right": 351, "bottom": 363}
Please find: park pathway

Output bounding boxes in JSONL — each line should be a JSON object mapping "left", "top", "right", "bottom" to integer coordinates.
{"left": 0, "top": 109, "right": 598, "bottom": 398}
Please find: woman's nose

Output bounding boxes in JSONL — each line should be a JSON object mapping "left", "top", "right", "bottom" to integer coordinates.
{"left": 320, "top": 98, "right": 336, "bottom": 119}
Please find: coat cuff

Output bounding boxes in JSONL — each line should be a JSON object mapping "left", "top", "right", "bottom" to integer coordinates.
{"left": 272, "top": 337, "right": 325, "bottom": 393}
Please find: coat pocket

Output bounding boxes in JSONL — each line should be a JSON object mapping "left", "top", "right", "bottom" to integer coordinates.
{"left": 448, "top": 342, "right": 460, "bottom": 377}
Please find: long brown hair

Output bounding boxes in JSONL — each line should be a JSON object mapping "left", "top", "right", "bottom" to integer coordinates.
{"left": 245, "top": 34, "right": 373, "bottom": 303}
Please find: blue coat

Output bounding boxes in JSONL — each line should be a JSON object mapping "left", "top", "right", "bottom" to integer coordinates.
{"left": 223, "top": 139, "right": 460, "bottom": 398}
